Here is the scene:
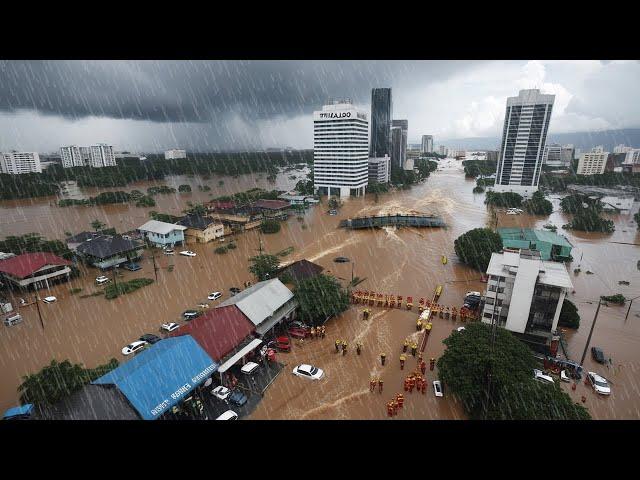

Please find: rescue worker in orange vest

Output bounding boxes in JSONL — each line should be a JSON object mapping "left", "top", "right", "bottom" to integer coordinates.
{"left": 380, "top": 352, "right": 386, "bottom": 366}
{"left": 378, "top": 378, "right": 384, "bottom": 393}
{"left": 416, "top": 319, "right": 423, "bottom": 331}
{"left": 411, "top": 342, "right": 418, "bottom": 357}
{"left": 370, "top": 378, "right": 377, "bottom": 392}
{"left": 408, "top": 376, "right": 415, "bottom": 393}
{"left": 335, "top": 339, "right": 341, "bottom": 353}
{"left": 403, "top": 339, "right": 409, "bottom": 353}
{"left": 342, "top": 341, "right": 348, "bottom": 355}
{"left": 387, "top": 401, "right": 394, "bottom": 417}
{"left": 415, "top": 376, "right": 421, "bottom": 392}
{"left": 430, "top": 358, "right": 435, "bottom": 371}
{"left": 356, "top": 342, "right": 362, "bottom": 355}
{"left": 397, "top": 393, "right": 404, "bottom": 408}
{"left": 404, "top": 377, "right": 410, "bottom": 392}
{"left": 392, "top": 399, "right": 399, "bottom": 416}
{"left": 310, "top": 326, "right": 316, "bottom": 338}
{"left": 420, "top": 360, "right": 427, "bottom": 375}
{"left": 421, "top": 379, "right": 427, "bottom": 394}
{"left": 400, "top": 354, "right": 406, "bottom": 370}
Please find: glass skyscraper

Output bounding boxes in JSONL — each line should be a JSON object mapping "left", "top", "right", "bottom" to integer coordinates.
{"left": 370, "top": 88, "right": 392, "bottom": 158}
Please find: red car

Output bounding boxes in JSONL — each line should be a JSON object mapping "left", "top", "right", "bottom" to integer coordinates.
{"left": 268, "top": 337, "right": 291, "bottom": 352}
{"left": 287, "top": 327, "right": 310, "bottom": 339}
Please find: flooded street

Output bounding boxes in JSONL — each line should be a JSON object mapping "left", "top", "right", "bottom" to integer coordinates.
{"left": 1, "top": 159, "right": 639, "bottom": 419}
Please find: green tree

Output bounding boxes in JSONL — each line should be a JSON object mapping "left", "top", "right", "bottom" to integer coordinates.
{"left": 91, "top": 220, "right": 106, "bottom": 232}
{"left": 178, "top": 184, "right": 192, "bottom": 193}
{"left": 437, "top": 323, "right": 590, "bottom": 420}
{"left": 454, "top": 228, "right": 503, "bottom": 272}
{"left": 601, "top": 293, "right": 626, "bottom": 305}
{"left": 635, "top": 211, "right": 640, "bottom": 230}
{"left": 484, "top": 191, "right": 523, "bottom": 208}
{"left": 260, "top": 219, "right": 281, "bottom": 234}
{"left": 294, "top": 274, "right": 350, "bottom": 326}
{"left": 183, "top": 203, "right": 207, "bottom": 216}
{"left": 522, "top": 191, "right": 553, "bottom": 215}
{"left": 249, "top": 254, "right": 281, "bottom": 281}
{"left": 135, "top": 195, "right": 156, "bottom": 207}
{"left": 558, "top": 298, "right": 580, "bottom": 329}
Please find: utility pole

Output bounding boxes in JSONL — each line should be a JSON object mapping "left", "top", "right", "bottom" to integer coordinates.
{"left": 624, "top": 295, "right": 640, "bottom": 321}
{"left": 151, "top": 250, "right": 158, "bottom": 282}
{"left": 351, "top": 262, "right": 354, "bottom": 283}
{"left": 112, "top": 265, "right": 118, "bottom": 291}
{"left": 580, "top": 298, "right": 602, "bottom": 366}
{"left": 33, "top": 292, "right": 44, "bottom": 330}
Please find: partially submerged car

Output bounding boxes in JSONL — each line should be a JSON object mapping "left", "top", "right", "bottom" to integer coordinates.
{"left": 179, "top": 250, "right": 197, "bottom": 257}
{"left": 288, "top": 327, "right": 310, "bottom": 339}
{"left": 533, "top": 369, "right": 554, "bottom": 384}
{"left": 161, "top": 322, "right": 180, "bottom": 332}
{"left": 591, "top": 347, "right": 606, "bottom": 364}
{"left": 122, "top": 340, "right": 147, "bottom": 356}
{"left": 267, "top": 337, "right": 291, "bottom": 352}
{"left": 433, "top": 380, "right": 444, "bottom": 397}
{"left": 123, "top": 262, "right": 142, "bottom": 271}
{"left": 139, "top": 333, "right": 162, "bottom": 344}
{"left": 292, "top": 364, "right": 324, "bottom": 380}
{"left": 587, "top": 372, "right": 611, "bottom": 395}
{"left": 42, "top": 296, "right": 57, "bottom": 304}
{"left": 95, "top": 275, "right": 110, "bottom": 285}
{"left": 229, "top": 390, "right": 248, "bottom": 407}
{"left": 183, "top": 310, "right": 202, "bottom": 320}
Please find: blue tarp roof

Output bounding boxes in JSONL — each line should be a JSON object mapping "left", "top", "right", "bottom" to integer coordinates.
{"left": 3, "top": 404, "right": 33, "bottom": 419}
{"left": 92, "top": 336, "right": 218, "bottom": 420}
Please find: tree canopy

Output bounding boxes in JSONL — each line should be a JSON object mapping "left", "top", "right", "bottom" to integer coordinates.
{"left": 484, "top": 191, "right": 523, "bottom": 209}
{"left": 248, "top": 254, "right": 281, "bottom": 282}
{"left": 454, "top": 228, "right": 503, "bottom": 272}
{"left": 558, "top": 298, "right": 580, "bottom": 329}
{"left": 437, "top": 323, "right": 590, "bottom": 420}
{"left": 294, "top": 274, "right": 350, "bottom": 326}
{"left": 522, "top": 191, "right": 553, "bottom": 215}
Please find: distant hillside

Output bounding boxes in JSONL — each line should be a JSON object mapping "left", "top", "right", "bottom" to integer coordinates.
{"left": 437, "top": 128, "right": 640, "bottom": 152}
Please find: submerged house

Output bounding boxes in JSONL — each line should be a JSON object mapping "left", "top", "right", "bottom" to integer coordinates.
{"left": 75, "top": 234, "right": 144, "bottom": 269}
{"left": 0, "top": 252, "right": 73, "bottom": 290}
{"left": 498, "top": 228, "right": 573, "bottom": 262}
{"left": 176, "top": 215, "right": 225, "bottom": 244}
{"left": 138, "top": 220, "right": 187, "bottom": 248}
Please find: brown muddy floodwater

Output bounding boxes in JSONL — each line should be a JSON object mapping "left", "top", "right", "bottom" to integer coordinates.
{"left": 1, "top": 159, "right": 639, "bottom": 419}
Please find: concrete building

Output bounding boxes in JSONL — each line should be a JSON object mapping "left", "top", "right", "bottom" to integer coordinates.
{"left": 486, "top": 150, "right": 499, "bottom": 163}
{"left": 543, "top": 143, "right": 574, "bottom": 168}
{"left": 89, "top": 144, "right": 116, "bottom": 168}
{"left": 482, "top": 249, "right": 573, "bottom": 352}
{"left": 138, "top": 220, "right": 187, "bottom": 248}
{"left": 368, "top": 155, "right": 391, "bottom": 184}
{"left": 577, "top": 146, "right": 609, "bottom": 175}
{"left": 165, "top": 149, "right": 187, "bottom": 160}
{"left": 421, "top": 135, "right": 434, "bottom": 154}
{"left": 494, "top": 89, "right": 555, "bottom": 199}
{"left": 614, "top": 144, "right": 633, "bottom": 154}
{"left": 438, "top": 145, "right": 447, "bottom": 156}
{"left": 60, "top": 146, "right": 84, "bottom": 168}
{"left": 313, "top": 100, "right": 369, "bottom": 197}
{"left": 391, "top": 120, "right": 408, "bottom": 170}
{"left": 623, "top": 148, "right": 640, "bottom": 166}
{"left": 0, "top": 151, "right": 42, "bottom": 174}
{"left": 370, "top": 88, "right": 392, "bottom": 158}
{"left": 566, "top": 185, "right": 635, "bottom": 211}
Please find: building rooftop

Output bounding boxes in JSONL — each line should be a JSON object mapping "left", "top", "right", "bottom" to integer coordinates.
{"left": 250, "top": 199, "right": 291, "bottom": 211}
{"left": 486, "top": 250, "right": 573, "bottom": 290}
{"left": 0, "top": 252, "right": 72, "bottom": 279}
{"left": 138, "top": 220, "right": 187, "bottom": 235}
{"left": 277, "top": 259, "right": 324, "bottom": 283}
{"left": 498, "top": 228, "right": 573, "bottom": 249}
{"left": 66, "top": 231, "right": 102, "bottom": 244}
{"left": 76, "top": 235, "right": 141, "bottom": 259}
{"left": 176, "top": 215, "right": 219, "bottom": 231}
{"left": 36, "top": 384, "right": 140, "bottom": 420}
{"left": 566, "top": 184, "right": 635, "bottom": 198}
{"left": 217, "top": 278, "right": 294, "bottom": 327}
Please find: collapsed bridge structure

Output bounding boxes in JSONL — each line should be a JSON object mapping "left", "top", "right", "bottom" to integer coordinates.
{"left": 339, "top": 214, "right": 445, "bottom": 229}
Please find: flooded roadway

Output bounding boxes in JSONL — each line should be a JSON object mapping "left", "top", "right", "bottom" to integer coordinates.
{"left": 1, "top": 159, "right": 639, "bottom": 419}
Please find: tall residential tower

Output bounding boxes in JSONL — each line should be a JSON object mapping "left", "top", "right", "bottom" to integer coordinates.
{"left": 391, "top": 119, "right": 408, "bottom": 170}
{"left": 313, "top": 100, "right": 369, "bottom": 197}
{"left": 370, "top": 88, "right": 392, "bottom": 158}
{"left": 494, "top": 89, "right": 555, "bottom": 198}
{"left": 421, "top": 135, "right": 433, "bottom": 154}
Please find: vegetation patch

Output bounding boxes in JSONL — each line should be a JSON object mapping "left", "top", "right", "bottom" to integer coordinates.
{"left": 294, "top": 274, "right": 350, "bottom": 327}
{"left": 104, "top": 278, "right": 154, "bottom": 300}
{"left": 601, "top": 294, "right": 626, "bottom": 305}
{"left": 260, "top": 219, "right": 281, "bottom": 234}
{"left": 454, "top": 228, "right": 503, "bottom": 272}
{"left": 558, "top": 298, "right": 580, "bottom": 329}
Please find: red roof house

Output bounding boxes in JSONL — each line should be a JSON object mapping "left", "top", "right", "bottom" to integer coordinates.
{"left": 0, "top": 252, "right": 73, "bottom": 288}
{"left": 168, "top": 305, "right": 255, "bottom": 362}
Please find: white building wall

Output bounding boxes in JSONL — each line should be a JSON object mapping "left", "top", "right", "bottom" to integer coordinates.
{"left": 577, "top": 147, "right": 609, "bottom": 175}
{"left": 0, "top": 152, "right": 42, "bottom": 174}
{"left": 165, "top": 149, "right": 187, "bottom": 160}
{"left": 89, "top": 144, "right": 116, "bottom": 168}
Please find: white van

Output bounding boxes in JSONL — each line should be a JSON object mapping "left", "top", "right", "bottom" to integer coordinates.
{"left": 3, "top": 313, "right": 23, "bottom": 327}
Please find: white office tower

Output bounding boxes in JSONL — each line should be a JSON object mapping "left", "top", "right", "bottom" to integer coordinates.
{"left": 368, "top": 155, "right": 391, "bottom": 184}
{"left": 577, "top": 146, "right": 609, "bottom": 175}
{"left": 89, "top": 144, "right": 116, "bottom": 168}
{"left": 543, "top": 143, "right": 574, "bottom": 168}
{"left": 165, "top": 149, "right": 187, "bottom": 160}
{"left": 494, "top": 89, "right": 555, "bottom": 198}
{"left": 313, "top": 100, "right": 369, "bottom": 197}
{"left": 623, "top": 149, "right": 640, "bottom": 165}
{"left": 0, "top": 151, "right": 42, "bottom": 174}
{"left": 421, "top": 135, "right": 433, "bottom": 154}
{"left": 60, "top": 146, "right": 84, "bottom": 168}
{"left": 614, "top": 144, "right": 632, "bottom": 154}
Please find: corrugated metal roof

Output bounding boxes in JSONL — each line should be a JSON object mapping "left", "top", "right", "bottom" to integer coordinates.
{"left": 138, "top": 220, "right": 187, "bottom": 235}
{"left": 217, "top": 279, "right": 294, "bottom": 326}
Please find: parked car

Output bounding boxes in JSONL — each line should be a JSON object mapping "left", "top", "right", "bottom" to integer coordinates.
{"left": 139, "top": 334, "right": 162, "bottom": 344}
{"left": 3, "top": 313, "right": 23, "bottom": 327}
{"left": 289, "top": 320, "right": 310, "bottom": 330}
{"left": 123, "top": 262, "right": 142, "bottom": 271}
{"left": 241, "top": 362, "right": 260, "bottom": 375}
{"left": 328, "top": 209, "right": 338, "bottom": 216}
{"left": 197, "top": 303, "right": 210, "bottom": 309}
{"left": 229, "top": 287, "right": 241, "bottom": 296}
{"left": 42, "top": 296, "right": 57, "bottom": 304}
{"left": 292, "top": 364, "right": 324, "bottom": 380}
{"left": 229, "top": 390, "right": 248, "bottom": 407}
{"left": 161, "top": 322, "right": 180, "bottom": 332}
{"left": 433, "top": 380, "right": 444, "bottom": 397}
{"left": 95, "top": 275, "right": 110, "bottom": 285}
{"left": 456, "top": 327, "right": 466, "bottom": 332}
{"left": 216, "top": 410, "right": 238, "bottom": 420}
{"left": 122, "top": 340, "right": 147, "bottom": 356}
{"left": 465, "top": 291, "right": 481, "bottom": 298}
{"left": 533, "top": 369, "right": 555, "bottom": 384}
{"left": 267, "top": 337, "right": 291, "bottom": 352}
{"left": 179, "top": 250, "right": 197, "bottom": 257}
{"left": 208, "top": 291, "right": 222, "bottom": 301}
{"left": 560, "top": 370, "right": 571, "bottom": 383}
{"left": 587, "top": 372, "right": 611, "bottom": 395}
{"left": 211, "top": 385, "right": 231, "bottom": 401}
{"left": 163, "top": 248, "right": 175, "bottom": 255}
{"left": 183, "top": 310, "right": 202, "bottom": 320}
{"left": 288, "top": 327, "right": 310, "bottom": 339}
{"left": 591, "top": 347, "right": 606, "bottom": 364}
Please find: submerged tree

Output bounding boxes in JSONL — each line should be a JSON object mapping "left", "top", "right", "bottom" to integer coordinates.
{"left": 454, "top": 228, "right": 503, "bottom": 272}
{"left": 294, "top": 274, "right": 350, "bottom": 326}
{"left": 248, "top": 254, "right": 281, "bottom": 282}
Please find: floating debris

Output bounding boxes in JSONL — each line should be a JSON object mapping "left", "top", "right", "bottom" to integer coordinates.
{"left": 619, "top": 280, "right": 630, "bottom": 286}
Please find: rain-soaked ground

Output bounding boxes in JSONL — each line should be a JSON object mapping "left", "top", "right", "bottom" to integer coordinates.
{"left": 1, "top": 158, "right": 639, "bottom": 419}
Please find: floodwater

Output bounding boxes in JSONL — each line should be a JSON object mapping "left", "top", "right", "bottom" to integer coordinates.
{"left": 1, "top": 159, "right": 639, "bottom": 419}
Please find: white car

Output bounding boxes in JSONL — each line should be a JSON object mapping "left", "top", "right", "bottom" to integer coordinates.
{"left": 216, "top": 410, "right": 238, "bottom": 420}
{"left": 465, "top": 291, "right": 481, "bottom": 298}
{"left": 161, "top": 322, "right": 180, "bottom": 332}
{"left": 95, "top": 275, "right": 110, "bottom": 285}
{"left": 179, "top": 250, "right": 197, "bottom": 257}
{"left": 208, "top": 291, "right": 222, "bottom": 301}
{"left": 533, "top": 369, "right": 555, "bottom": 384}
{"left": 241, "top": 362, "right": 259, "bottom": 375}
{"left": 560, "top": 370, "right": 571, "bottom": 383}
{"left": 122, "top": 340, "right": 147, "bottom": 356}
{"left": 197, "top": 303, "right": 210, "bottom": 309}
{"left": 212, "top": 385, "right": 231, "bottom": 401}
{"left": 587, "top": 372, "right": 611, "bottom": 395}
{"left": 163, "top": 248, "right": 175, "bottom": 255}
{"left": 43, "top": 296, "right": 57, "bottom": 304}
{"left": 292, "top": 364, "right": 324, "bottom": 380}
{"left": 456, "top": 327, "right": 466, "bottom": 332}
{"left": 433, "top": 380, "right": 444, "bottom": 397}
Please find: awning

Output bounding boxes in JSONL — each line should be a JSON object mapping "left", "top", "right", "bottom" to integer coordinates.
{"left": 217, "top": 338, "right": 263, "bottom": 374}
{"left": 92, "top": 336, "right": 218, "bottom": 420}
{"left": 3, "top": 404, "right": 34, "bottom": 419}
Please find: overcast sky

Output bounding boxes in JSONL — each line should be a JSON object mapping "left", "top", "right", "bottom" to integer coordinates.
{"left": 0, "top": 60, "right": 638, "bottom": 153}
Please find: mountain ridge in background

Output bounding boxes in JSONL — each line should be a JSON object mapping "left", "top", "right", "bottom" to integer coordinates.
{"left": 435, "top": 128, "right": 640, "bottom": 152}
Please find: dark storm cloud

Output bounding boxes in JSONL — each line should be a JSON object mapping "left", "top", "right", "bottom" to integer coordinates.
{"left": 0, "top": 60, "right": 478, "bottom": 123}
